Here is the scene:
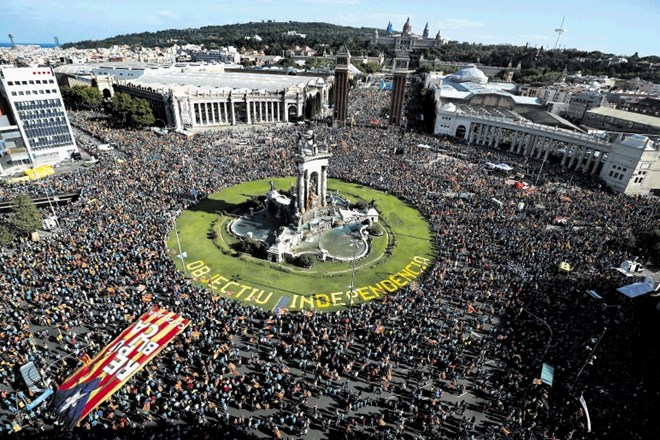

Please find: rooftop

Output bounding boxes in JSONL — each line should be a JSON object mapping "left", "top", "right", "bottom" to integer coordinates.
{"left": 586, "top": 106, "right": 660, "bottom": 127}
{"left": 125, "top": 71, "right": 327, "bottom": 94}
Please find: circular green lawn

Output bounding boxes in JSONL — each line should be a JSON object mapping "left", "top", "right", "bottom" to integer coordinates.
{"left": 167, "top": 178, "right": 434, "bottom": 312}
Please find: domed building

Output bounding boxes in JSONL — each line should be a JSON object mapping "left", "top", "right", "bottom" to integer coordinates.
{"left": 450, "top": 64, "right": 489, "bottom": 85}
{"left": 424, "top": 64, "right": 544, "bottom": 136}
{"left": 370, "top": 18, "right": 448, "bottom": 53}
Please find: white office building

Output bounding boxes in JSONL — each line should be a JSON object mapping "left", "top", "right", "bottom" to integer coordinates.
{"left": 0, "top": 66, "right": 77, "bottom": 173}
{"left": 600, "top": 134, "right": 659, "bottom": 195}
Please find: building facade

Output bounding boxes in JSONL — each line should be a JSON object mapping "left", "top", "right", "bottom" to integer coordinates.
{"left": 600, "top": 134, "right": 659, "bottom": 195}
{"left": 114, "top": 71, "right": 331, "bottom": 131}
{"left": 0, "top": 66, "right": 77, "bottom": 173}
{"left": 433, "top": 103, "right": 660, "bottom": 195}
{"left": 567, "top": 92, "right": 609, "bottom": 121}
{"left": 370, "top": 18, "right": 448, "bottom": 53}
{"left": 426, "top": 66, "right": 543, "bottom": 116}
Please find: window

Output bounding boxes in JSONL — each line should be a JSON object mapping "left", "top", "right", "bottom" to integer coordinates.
{"left": 609, "top": 171, "right": 614, "bottom": 177}
{"left": 7, "top": 81, "right": 13, "bottom": 85}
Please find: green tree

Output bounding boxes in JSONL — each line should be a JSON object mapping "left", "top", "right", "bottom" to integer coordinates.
{"left": 110, "top": 93, "right": 155, "bottom": 128}
{"left": 363, "top": 62, "right": 382, "bottom": 74}
{"left": 0, "top": 223, "right": 14, "bottom": 247}
{"left": 78, "top": 86, "right": 103, "bottom": 108}
{"left": 296, "top": 254, "right": 315, "bottom": 268}
{"left": 9, "top": 193, "right": 41, "bottom": 236}
{"left": 60, "top": 85, "right": 102, "bottom": 110}
{"left": 369, "top": 222, "right": 384, "bottom": 236}
{"left": 130, "top": 97, "right": 156, "bottom": 127}
{"left": 110, "top": 92, "right": 135, "bottom": 126}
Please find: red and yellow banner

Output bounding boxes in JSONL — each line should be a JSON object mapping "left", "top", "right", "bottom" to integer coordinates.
{"left": 53, "top": 307, "right": 190, "bottom": 429}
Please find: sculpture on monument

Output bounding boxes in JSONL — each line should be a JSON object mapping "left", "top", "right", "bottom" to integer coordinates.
{"left": 228, "top": 130, "right": 380, "bottom": 264}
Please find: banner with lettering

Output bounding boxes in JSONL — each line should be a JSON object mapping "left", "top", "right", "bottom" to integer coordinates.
{"left": 53, "top": 307, "right": 190, "bottom": 429}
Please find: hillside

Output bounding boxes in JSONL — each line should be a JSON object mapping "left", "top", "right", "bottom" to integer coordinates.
{"left": 62, "top": 21, "right": 380, "bottom": 55}
{"left": 62, "top": 21, "right": 660, "bottom": 83}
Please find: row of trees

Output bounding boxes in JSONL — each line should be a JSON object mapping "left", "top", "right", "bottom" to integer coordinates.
{"left": 63, "top": 21, "right": 378, "bottom": 55}
{"left": 60, "top": 86, "right": 155, "bottom": 128}
{"left": 0, "top": 194, "right": 43, "bottom": 247}
{"left": 61, "top": 85, "right": 103, "bottom": 110}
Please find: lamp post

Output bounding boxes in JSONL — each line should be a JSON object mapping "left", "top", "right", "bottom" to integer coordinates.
{"left": 174, "top": 222, "right": 187, "bottom": 277}
{"left": 44, "top": 189, "right": 60, "bottom": 229}
{"left": 520, "top": 307, "right": 554, "bottom": 361}
{"left": 573, "top": 327, "right": 607, "bottom": 389}
{"left": 534, "top": 153, "right": 548, "bottom": 187}
{"left": 349, "top": 240, "right": 359, "bottom": 313}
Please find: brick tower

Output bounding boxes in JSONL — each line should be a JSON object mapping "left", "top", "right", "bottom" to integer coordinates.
{"left": 389, "top": 51, "right": 409, "bottom": 127}
{"left": 333, "top": 45, "right": 351, "bottom": 127}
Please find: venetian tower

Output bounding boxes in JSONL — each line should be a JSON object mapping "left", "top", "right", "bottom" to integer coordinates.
{"left": 333, "top": 45, "right": 351, "bottom": 127}
{"left": 389, "top": 50, "right": 410, "bottom": 127}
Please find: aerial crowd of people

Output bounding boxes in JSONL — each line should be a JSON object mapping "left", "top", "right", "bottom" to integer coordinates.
{"left": 0, "top": 82, "right": 658, "bottom": 440}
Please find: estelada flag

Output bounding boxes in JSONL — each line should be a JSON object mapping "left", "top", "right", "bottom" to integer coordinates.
{"left": 53, "top": 307, "right": 190, "bottom": 429}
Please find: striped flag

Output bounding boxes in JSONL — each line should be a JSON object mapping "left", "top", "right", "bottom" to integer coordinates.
{"left": 53, "top": 307, "right": 190, "bottom": 429}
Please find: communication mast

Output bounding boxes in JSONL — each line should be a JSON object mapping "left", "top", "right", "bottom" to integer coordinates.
{"left": 554, "top": 16, "right": 567, "bottom": 50}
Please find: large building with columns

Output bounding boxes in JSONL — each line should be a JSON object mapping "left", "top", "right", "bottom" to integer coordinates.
{"left": 433, "top": 102, "right": 660, "bottom": 195}
{"left": 113, "top": 71, "right": 331, "bottom": 131}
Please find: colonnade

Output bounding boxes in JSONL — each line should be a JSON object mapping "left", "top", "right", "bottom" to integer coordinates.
{"left": 466, "top": 121, "right": 610, "bottom": 175}
{"left": 192, "top": 99, "right": 285, "bottom": 126}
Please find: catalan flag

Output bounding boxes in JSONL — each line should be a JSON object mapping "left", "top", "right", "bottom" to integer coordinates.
{"left": 53, "top": 307, "right": 190, "bottom": 429}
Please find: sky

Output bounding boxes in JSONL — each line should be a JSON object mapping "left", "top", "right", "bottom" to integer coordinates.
{"left": 1, "top": 0, "right": 658, "bottom": 56}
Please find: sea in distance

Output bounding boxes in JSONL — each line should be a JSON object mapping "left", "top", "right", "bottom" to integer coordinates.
{"left": 0, "top": 43, "right": 58, "bottom": 48}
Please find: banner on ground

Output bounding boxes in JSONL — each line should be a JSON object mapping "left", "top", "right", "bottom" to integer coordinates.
{"left": 579, "top": 394, "right": 592, "bottom": 433}
{"left": 53, "top": 307, "right": 190, "bottom": 429}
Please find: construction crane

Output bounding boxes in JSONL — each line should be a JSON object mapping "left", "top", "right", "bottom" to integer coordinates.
{"left": 554, "top": 16, "right": 567, "bottom": 50}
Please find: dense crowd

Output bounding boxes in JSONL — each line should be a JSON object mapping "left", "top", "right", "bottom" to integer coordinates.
{"left": 0, "top": 84, "right": 658, "bottom": 440}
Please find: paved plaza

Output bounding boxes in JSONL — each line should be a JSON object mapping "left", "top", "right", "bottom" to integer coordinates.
{"left": 0, "top": 85, "right": 658, "bottom": 440}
